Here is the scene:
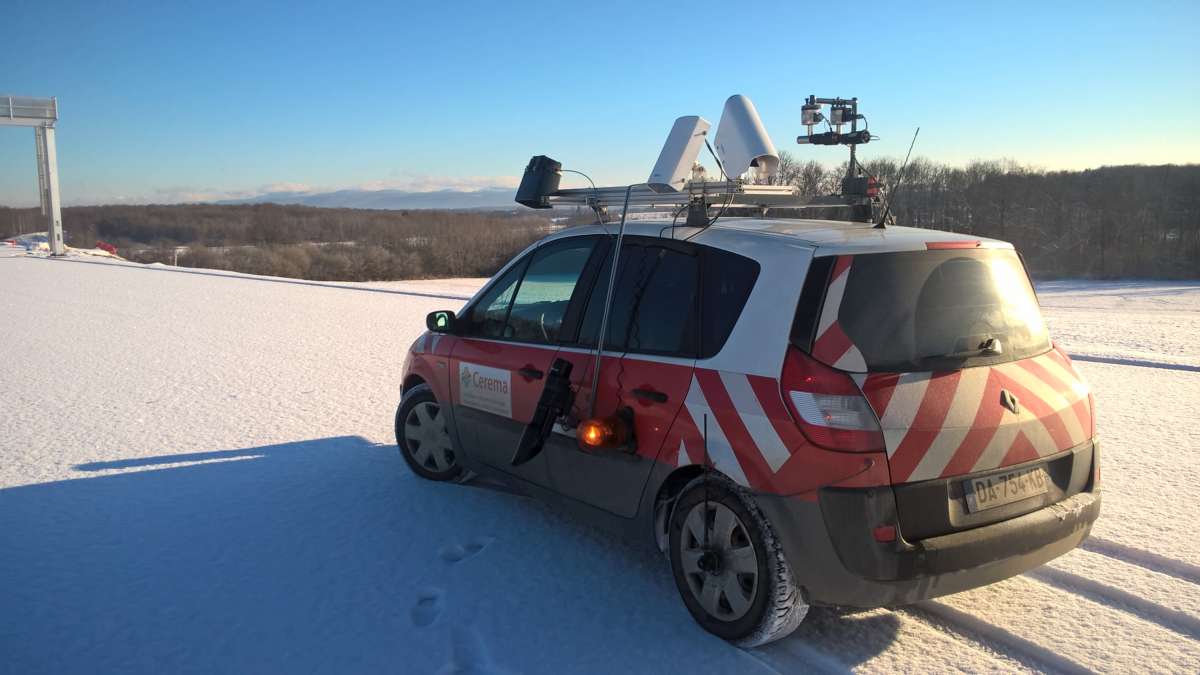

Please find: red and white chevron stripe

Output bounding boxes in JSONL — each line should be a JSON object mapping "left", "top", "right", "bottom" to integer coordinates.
{"left": 663, "top": 365, "right": 878, "bottom": 497}
{"left": 811, "top": 256, "right": 867, "bottom": 372}
{"left": 659, "top": 348, "right": 1092, "bottom": 495}
{"left": 859, "top": 348, "right": 1093, "bottom": 484}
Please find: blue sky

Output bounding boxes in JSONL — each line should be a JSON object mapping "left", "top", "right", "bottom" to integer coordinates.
{"left": 2, "top": 0, "right": 1197, "bottom": 206}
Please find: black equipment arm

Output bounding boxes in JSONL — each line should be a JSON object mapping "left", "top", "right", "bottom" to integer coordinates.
{"left": 511, "top": 358, "right": 575, "bottom": 466}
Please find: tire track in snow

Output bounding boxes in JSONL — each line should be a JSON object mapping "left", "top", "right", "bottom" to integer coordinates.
{"left": 1081, "top": 537, "right": 1200, "bottom": 585}
{"left": 440, "top": 624, "right": 507, "bottom": 675}
{"left": 747, "top": 636, "right": 849, "bottom": 675}
{"left": 903, "top": 602, "right": 1094, "bottom": 675}
{"left": 1027, "top": 566, "right": 1200, "bottom": 640}
{"left": 1069, "top": 354, "right": 1200, "bottom": 373}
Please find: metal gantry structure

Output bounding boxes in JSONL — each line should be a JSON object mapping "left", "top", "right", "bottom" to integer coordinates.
{"left": 1, "top": 96, "right": 65, "bottom": 255}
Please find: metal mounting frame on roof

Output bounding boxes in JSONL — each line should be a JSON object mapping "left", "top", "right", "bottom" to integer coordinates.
{"left": 544, "top": 180, "right": 806, "bottom": 210}
{"left": 538, "top": 180, "right": 874, "bottom": 226}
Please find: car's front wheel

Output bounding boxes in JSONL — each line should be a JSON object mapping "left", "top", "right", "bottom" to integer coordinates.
{"left": 668, "top": 475, "right": 809, "bottom": 647}
{"left": 395, "top": 384, "right": 463, "bottom": 482}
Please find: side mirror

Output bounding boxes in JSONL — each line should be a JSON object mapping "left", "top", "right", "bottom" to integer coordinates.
{"left": 426, "top": 310, "right": 457, "bottom": 333}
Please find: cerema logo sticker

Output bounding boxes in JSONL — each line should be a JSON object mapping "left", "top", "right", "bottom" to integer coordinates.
{"left": 457, "top": 362, "right": 512, "bottom": 417}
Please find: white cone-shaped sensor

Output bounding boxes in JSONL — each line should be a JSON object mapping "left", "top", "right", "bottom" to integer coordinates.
{"left": 713, "top": 95, "right": 778, "bottom": 180}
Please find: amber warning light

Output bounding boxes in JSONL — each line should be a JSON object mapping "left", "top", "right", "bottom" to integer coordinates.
{"left": 577, "top": 412, "right": 633, "bottom": 451}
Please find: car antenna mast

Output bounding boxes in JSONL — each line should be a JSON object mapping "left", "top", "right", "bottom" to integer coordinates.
{"left": 875, "top": 127, "right": 920, "bottom": 229}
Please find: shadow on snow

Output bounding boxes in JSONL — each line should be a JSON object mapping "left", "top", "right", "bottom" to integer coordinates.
{"left": 0, "top": 436, "right": 898, "bottom": 674}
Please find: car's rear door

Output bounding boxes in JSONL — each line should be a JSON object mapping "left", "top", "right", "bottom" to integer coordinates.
{"left": 798, "top": 247, "right": 1095, "bottom": 535}
{"left": 449, "top": 236, "right": 600, "bottom": 487}
{"left": 547, "top": 238, "right": 759, "bottom": 519}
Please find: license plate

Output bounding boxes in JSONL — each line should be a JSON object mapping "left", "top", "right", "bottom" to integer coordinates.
{"left": 964, "top": 466, "right": 1049, "bottom": 512}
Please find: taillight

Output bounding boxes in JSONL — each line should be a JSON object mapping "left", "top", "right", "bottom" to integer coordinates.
{"left": 781, "top": 347, "right": 884, "bottom": 452}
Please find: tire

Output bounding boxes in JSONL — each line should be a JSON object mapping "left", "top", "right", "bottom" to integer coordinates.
{"left": 667, "top": 475, "right": 809, "bottom": 647}
{"left": 395, "top": 384, "right": 463, "bottom": 482}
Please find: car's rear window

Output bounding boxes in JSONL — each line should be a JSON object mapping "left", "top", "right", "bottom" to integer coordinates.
{"left": 830, "top": 249, "right": 1050, "bottom": 371}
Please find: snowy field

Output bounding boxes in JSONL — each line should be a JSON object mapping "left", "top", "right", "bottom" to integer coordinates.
{"left": 2, "top": 252, "right": 1198, "bottom": 674}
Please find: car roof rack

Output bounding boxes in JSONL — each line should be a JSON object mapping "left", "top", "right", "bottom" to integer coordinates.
{"left": 515, "top": 94, "right": 880, "bottom": 226}
{"left": 543, "top": 179, "right": 801, "bottom": 209}
{"left": 519, "top": 168, "right": 874, "bottom": 225}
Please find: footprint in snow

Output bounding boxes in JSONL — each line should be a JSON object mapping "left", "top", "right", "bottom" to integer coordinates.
{"left": 439, "top": 536, "right": 495, "bottom": 564}
{"left": 411, "top": 588, "right": 444, "bottom": 628}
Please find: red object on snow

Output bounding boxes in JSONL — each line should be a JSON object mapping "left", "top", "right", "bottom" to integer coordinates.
{"left": 96, "top": 241, "right": 118, "bottom": 255}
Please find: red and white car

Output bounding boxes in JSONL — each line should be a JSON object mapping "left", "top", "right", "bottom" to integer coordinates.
{"left": 397, "top": 217, "right": 1100, "bottom": 646}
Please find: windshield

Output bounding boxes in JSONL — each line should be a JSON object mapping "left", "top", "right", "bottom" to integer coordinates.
{"left": 835, "top": 248, "right": 1050, "bottom": 371}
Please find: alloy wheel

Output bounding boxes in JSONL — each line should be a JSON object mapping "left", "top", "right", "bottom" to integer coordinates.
{"left": 678, "top": 501, "right": 760, "bottom": 621}
{"left": 403, "top": 401, "right": 455, "bottom": 473}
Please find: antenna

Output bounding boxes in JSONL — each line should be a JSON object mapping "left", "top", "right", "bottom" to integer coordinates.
{"left": 875, "top": 127, "right": 920, "bottom": 229}
{"left": 587, "top": 183, "right": 641, "bottom": 417}
{"left": 703, "top": 412, "right": 711, "bottom": 549}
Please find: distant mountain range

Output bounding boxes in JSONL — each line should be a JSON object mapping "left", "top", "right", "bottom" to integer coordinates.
{"left": 219, "top": 187, "right": 518, "bottom": 210}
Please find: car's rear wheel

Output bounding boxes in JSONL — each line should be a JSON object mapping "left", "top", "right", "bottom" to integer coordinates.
{"left": 668, "top": 476, "right": 809, "bottom": 647}
{"left": 396, "top": 384, "right": 462, "bottom": 482}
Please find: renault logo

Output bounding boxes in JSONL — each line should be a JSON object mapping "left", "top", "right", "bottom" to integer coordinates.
{"left": 1000, "top": 389, "right": 1021, "bottom": 415}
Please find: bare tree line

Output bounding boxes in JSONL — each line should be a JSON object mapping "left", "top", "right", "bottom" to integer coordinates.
{"left": 0, "top": 204, "right": 554, "bottom": 281}
{"left": 2, "top": 159, "right": 1196, "bottom": 280}
{"left": 776, "top": 152, "right": 1199, "bottom": 278}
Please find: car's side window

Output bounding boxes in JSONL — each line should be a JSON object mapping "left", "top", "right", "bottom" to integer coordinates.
{"left": 698, "top": 247, "right": 759, "bottom": 358}
{"left": 617, "top": 245, "right": 699, "bottom": 355}
{"left": 461, "top": 257, "right": 528, "bottom": 339}
{"left": 578, "top": 241, "right": 700, "bottom": 357}
{"left": 505, "top": 239, "right": 596, "bottom": 344}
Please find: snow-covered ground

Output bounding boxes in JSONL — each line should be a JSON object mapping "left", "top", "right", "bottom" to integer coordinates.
{"left": 2, "top": 251, "right": 1198, "bottom": 673}
{"left": 1038, "top": 280, "right": 1200, "bottom": 371}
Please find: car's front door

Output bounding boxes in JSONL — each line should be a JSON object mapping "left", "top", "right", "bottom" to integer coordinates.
{"left": 449, "top": 236, "right": 599, "bottom": 487}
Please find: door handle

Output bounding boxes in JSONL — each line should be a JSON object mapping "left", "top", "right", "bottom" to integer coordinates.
{"left": 632, "top": 388, "right": 668, "bottom": 404}
{"left": 518, "top": 366, "right": 544, "bottom": 380}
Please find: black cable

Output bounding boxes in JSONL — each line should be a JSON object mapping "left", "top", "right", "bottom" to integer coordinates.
{"left": 683, "top": 138, "right": 734, "bottom": 236}
{"left": 658, "top": 203, "right": 689, "bottom": 239}
{"left": 679, "top": 191, "right": 734, "bottom": 242}
{"left": 704, "top": 192, "right": 735, "bottom": 230}
{"left": 559, "top": 168, "right": 607, "bottom": 230}
{"left": 696, "top": 250, "right": 711, "bottom": 548}
{"left": 704, "top": 138, "right": 728, "bottom": 181}
{"left": 625, "top": 248, "right": 662, "bottom": 351}
{"left": 559, "top": 168, "right": 597, "bottom": 190}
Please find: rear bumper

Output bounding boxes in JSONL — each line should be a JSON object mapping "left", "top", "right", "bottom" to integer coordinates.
{"left": 754, "top": 488, "right": 1101, "bottom": 608}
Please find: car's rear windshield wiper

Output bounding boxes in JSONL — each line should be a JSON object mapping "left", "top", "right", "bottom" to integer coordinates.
{"left": 916, "top": 333, "right": 1003, "bottom": 365}
{"left": 936, "top": 337, "right": 1004, "bottom": 361}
